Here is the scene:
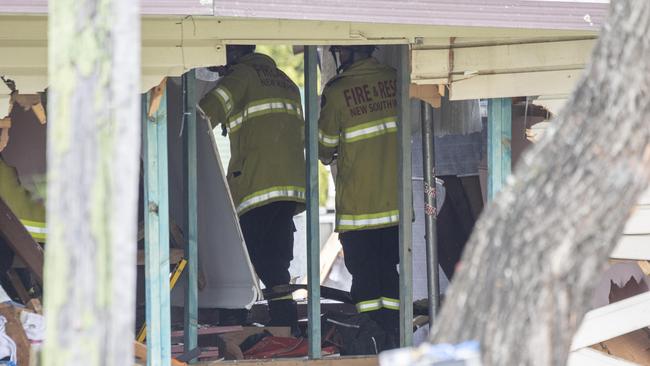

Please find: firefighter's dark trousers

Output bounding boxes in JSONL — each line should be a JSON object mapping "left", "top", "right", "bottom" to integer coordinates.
{"left": 340, "top": 225, "right": 400, "bottom": 335}
{"left": 239, "top": 201, "right": 298, "bottom": 328}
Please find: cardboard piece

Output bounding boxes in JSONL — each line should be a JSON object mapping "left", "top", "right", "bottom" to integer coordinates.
{"left": 410, "top": 84, "right": 441, "bottom": 108}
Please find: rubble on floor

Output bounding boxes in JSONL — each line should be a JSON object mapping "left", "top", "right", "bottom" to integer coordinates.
{"left": 0, "top": 286, "right": 44, "bottom": 366}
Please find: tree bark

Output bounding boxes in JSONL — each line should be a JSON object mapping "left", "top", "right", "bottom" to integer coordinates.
{"left": 430, "top": 1, "right": 650, "bottom": 365}
{"left": 43, "top": 1, "right": 140, "bottom": 365}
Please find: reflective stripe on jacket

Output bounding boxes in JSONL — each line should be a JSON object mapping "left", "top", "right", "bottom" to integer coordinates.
{"left": 0, "top": 157, "right": 47, "bottom": 242}
{"left": 356, "top": 297, "right": 400, "bottom": 312}
{"left": 199, "top": 53, "right": 306, "bottom": 216}
{"left": 318, "top": 58, "right": 399, "bottom": 232}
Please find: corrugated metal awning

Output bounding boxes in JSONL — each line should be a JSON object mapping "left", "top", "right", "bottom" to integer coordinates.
{"left": 214, "top": 0, "right": 609, "bottom": 31}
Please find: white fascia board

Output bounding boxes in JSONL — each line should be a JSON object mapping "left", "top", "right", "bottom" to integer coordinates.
{"left": 571, "top": 291, "right": 650, "bottom": 351}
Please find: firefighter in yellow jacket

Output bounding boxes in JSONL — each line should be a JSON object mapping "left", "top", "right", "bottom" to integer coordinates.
{"left": 319, "top": 45, "right": 400, "bottom": 341}
{"left": 199, "top": 45, "right": 305, "bottom": 329}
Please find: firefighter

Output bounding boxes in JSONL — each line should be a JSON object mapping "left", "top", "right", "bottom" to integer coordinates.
{"left": 318, "top": 45, "right": 400, "bottom": 341}
{"left": 199, "top": 45, "right": 305, "bottom": 329}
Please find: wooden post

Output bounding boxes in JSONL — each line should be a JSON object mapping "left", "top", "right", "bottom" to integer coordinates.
{"left": 183, "top": 69, "right": 199, "bottom": 363}
{"left": 397, "top": 44, "right": 414, "bottom": 347}
{"left": 43, "top": 0, "right": 141, "bottom": 365}
{"left": 143, "top": 81, "right": 172, "bottom": 366}
{"left": 487, "top": 98, "right": 512, "bottom": 200}
{"left": 304, "top": 45, "right": 321, "bottom": 359}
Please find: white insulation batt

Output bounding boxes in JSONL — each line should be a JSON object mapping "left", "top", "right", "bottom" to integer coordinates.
{"left": 167, "top": 77, "right": 260, "bottom": 309}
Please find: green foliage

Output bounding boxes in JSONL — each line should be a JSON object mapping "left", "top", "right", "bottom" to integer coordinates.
{"left": 257, "top": 45, "right": 305, "bottom": 87}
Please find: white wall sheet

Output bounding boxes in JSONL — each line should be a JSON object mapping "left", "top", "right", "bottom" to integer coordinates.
{"left": 167, "top": 78, "right": 260, "bottom": 309}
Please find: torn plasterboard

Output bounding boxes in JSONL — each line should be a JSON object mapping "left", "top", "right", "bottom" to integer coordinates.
{"left": 166, "top": 78, "right": 260, "bottom": 309}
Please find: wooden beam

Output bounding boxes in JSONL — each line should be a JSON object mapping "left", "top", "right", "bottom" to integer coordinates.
{"left": 319, "top": 233, "right": 342, "bottom": 284}
{"left": 183, "top": 68, "right": 199, "bottom": 362}
{"left": 0, "top": 197, "right": 44, "bottom": 283}
{"left": 304, "top": 45, "right": 321, "bottom": 359}
{"left": 5, "top": 268, "right": 31, "bottom": 304}
{"left": 143, "top": 79, "right": 172, "bottom": 366}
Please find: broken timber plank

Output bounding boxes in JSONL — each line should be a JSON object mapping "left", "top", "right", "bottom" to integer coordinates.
{"left": 0, "top": 197, "right": 44, "bottom": 283}
{"left": 319, "top": 233, "right": 342, "bottom": 284}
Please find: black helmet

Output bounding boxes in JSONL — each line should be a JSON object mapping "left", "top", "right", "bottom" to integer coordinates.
{"left": 331, "top": 45, "right": 376, "bottom": 55}
{"left": 226, "top": 45, "right": 256, "bottom": 64}
{"left": 330, "top": 45, "right": 376, "bottom": 74}
{"left": 226, "top": 44, "right": 256, "bottom": 54}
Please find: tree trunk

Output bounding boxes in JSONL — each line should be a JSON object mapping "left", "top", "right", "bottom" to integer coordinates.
{"left": 430, "top": 1, "right": 650, "bottom": 365}
{"left": 43, "top": 1, "right": 140, "bottom": 365}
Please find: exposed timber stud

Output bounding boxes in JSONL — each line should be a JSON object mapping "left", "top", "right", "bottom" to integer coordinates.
{"left": 304, "top": 45, "right": 322, "bottom": 359}
{"left": 143, "top": 81, "right": 172, "bottom": 366}
{"left": 397, "top": 44, "right": 414, "bottom": 347}
{"left": 487, "top": 98, "right": 512, "bottom": 201}
{"left": 183, "top": 69, "right": 199, "bottom": 363}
